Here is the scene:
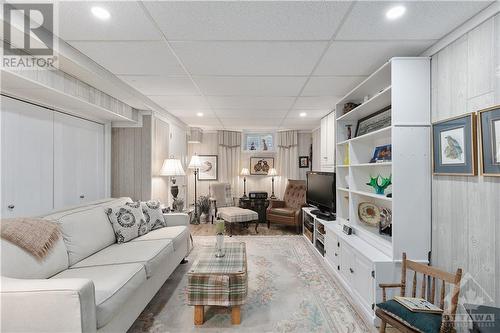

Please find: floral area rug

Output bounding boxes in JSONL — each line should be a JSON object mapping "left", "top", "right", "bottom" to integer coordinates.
{"left": 128, "top": 236, "right": 372, "bottom": 333}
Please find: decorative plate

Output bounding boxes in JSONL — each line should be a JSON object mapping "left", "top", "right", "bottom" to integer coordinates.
{"left": 358, "top": 202, "right": 381, "bottom": 226}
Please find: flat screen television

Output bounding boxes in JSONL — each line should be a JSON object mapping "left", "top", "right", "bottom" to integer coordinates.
{"left": 306, "top": 171, "right": 336, "bottom": 220}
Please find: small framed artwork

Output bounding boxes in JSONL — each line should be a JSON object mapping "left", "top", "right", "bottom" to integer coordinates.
{"left": 370, "top": 144, "right": 392, "bottom": 163}
{"left": 432, "top": 113, "right": 477, "bottom": 175}
{"left": 198, "top": 155, "right": 218, "bottom": 181}
{"left": 250, "top": 157, "right": 274, "bottom": 175}
{"left": 478, "top": 105, "right": 500, "bottom": 176}
{"left": 299, "top": 156, "right": 309, "bottom": 168}
{"left": 355, "top": 105, "right": 391, "bottom": 137}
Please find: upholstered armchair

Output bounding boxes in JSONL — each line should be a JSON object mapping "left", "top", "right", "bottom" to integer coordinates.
{"left": 266, "top": 180, "right": 307, "bottom": 233}
{"left": 209, "top": 182, "right": 236, "bottom": 223}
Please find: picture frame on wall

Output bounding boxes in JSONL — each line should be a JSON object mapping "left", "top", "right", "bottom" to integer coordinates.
{"left": 250, "top": 157, "right": 274, "bottom": 175}
{"left": 355, "top": 105, "right": 392, "bottom": 137}
{"left": 432, "top": 113, "right": 477, "bottom": 176}
{"left": 298, "top": 156, "right": 309, "bottom": 168}
{"left": 197, "top": 155, "right": 218, "bottom": 181}
{"left": 478, "top": 105, "right": 500, "bottom": 176}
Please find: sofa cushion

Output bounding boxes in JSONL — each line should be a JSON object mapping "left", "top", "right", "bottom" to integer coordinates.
{"left": 269, "top": 207, "right": 296, "bottom": 217}
{"left": 106, "top": 202, "right": 148, "bottom": 243}
{"left": 1, "top": 237, "right": 69, "bottom": 279}
{"left": 377, "top": 300, "right": 442, "bottom": 333}
{"left": 44, "top": 197, "right": 132, "bottom": 266}
{"left": 139, "top": 200, "right": 166, "bottom": 230}
{"left": 51, "top": 263, "right": 146, "bottom": 328}
{"left": 71, "top": 239, "right": 174, "bottom": 278}
{"left": 131, "top": 226, "right": 189, "bottom": 251}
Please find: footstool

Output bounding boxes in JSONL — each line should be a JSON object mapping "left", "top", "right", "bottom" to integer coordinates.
{"left": 216, "top": 207, "right": 259, "bottom": 236}
{"left": 187, "top": 242, "right": 248, "bottom": 325}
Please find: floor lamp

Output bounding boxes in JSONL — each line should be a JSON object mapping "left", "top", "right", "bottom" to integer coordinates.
{"left": 188, "top": 154, "right": 203, "bottom": 224}
{"left": 269, "top": 168, "right": 277, "bottom": 199}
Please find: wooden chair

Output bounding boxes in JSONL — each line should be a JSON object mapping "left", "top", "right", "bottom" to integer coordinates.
{"left": 376, "top": 253, "right": 462, "bottom": 333}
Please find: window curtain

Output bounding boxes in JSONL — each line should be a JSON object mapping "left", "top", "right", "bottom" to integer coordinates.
{"left": 218, "top": 130, "right": 241, "bottom": 197}
{"left": 276, "top": 130, "right": 299, "bottom": 198}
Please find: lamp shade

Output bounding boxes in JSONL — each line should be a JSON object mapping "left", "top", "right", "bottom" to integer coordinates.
{"left": 268, "top": 168, "right": 277, "bottom": 176}
{"left": 159, "top": 158, "right": 185, "bottom": 176}
{"left": 240, "top": 168, "right": 249, "bottom": 176}
{"left": 188, "top": 154, "right": 203, "bottom": 169}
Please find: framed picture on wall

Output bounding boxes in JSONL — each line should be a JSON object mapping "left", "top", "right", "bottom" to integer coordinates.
{"left": 198, "top": 155, "right": 218, "bottom": 181}
{"left": 250, "top": 157, "right": 274, "bottom": 175}
{"left": 478, "top": 105, "right": 500, "bottom": 176}
{"left": 432, "top": 113, "right": 477, "bottom": 175}
{"left": 355, "top": 106, "right": 392, "bottom": 137}
{"left": 298, "top": 156, "right": 309, "bottom": 168}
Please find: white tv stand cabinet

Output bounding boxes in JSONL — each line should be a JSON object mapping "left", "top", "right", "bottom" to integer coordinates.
{"left": 303, "top": 207, "right": 398, "bottom": 325}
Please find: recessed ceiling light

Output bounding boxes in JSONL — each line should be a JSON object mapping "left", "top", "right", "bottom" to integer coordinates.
{"left": 196, "top": 112, "right": 204, "bottom": 117}
{"left": 91, "top": 6, "right": 110, "bottom": 20}
{"left": 299, "top": 112, "right": 307, "bottom": 117}
{"left": 386, "top": 5, "right": 406, "bottom": 20}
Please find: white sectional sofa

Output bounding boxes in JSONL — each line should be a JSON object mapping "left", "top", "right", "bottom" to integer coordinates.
{"left": 1, "top": 197, "right": 191, "bottom": 333}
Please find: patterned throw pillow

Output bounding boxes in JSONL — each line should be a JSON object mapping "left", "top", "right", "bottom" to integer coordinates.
{"left": 105, "top": 202, "right": 148, "bottom": 243}
{"left": 140, "top": 200, "right": 167, "bottom": 230}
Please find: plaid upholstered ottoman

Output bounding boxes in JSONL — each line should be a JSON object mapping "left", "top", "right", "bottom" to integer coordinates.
{"left": 187, "top": 242, "right": 248, "bottom": 325}
{"left": 217, "top": 207, "right": 259, "bottom": 236}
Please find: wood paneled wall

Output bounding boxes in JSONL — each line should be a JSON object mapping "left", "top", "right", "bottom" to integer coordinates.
{"left": 431, "top": 14, "right": 500, "bottom": 307}
{"left": 111, "top": 115, "right": 171, "bottom": 203}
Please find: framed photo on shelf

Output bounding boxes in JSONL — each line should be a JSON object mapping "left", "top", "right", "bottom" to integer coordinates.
{"left": 250, "top": 157, "right": 274, "bottom": 175}
{"left": 478, "top": 105, "right": 500, "bottom": 176}
{"left": 298, "top": 156, "right": 309, "bottom": 168}
{"left": 197, "top": 155, "right": 218, "bottom": 181}
{"left": 370, "top": 144, "right": 392, "bottom": 163}
{"left": 355, "top": 105, "right": 392, "bottom": 137}
{"left": 432, "top": 113, "right": 477, "bottom": 176}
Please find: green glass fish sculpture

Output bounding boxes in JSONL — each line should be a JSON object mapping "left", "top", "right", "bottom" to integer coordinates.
{"left": 366, "top": 175, "right": 392, "bottom": 195}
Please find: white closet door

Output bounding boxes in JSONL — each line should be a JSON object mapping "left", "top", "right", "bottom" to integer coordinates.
{"left": 1, "top": 96, "right": 54, "bottom": 217}
{"left": 53, "top": 112, "right": 105, "bottom": 208}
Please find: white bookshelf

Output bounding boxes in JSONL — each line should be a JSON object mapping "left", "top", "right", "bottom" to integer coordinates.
{"left": 321, "top": 57, "right": 431, "bottom": 325}
{"left": 334, "top": 57, "right": 431, "bottom": 262}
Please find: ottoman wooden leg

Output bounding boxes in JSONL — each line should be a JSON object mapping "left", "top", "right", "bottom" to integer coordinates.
{"left": 231, "top": 306, "right": 241, "bottom": 325}
{"left": 255, "top": 221, "right": 259, "bottom": 233}
{"left": 194, "top": 305, "right": 204, "bottom": 325}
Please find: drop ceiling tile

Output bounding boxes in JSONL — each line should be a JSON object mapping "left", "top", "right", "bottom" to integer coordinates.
{"left": 288, "top": 110, "right": 331, "bottom": 118}
{"left": 336, "top": 1, "right": 492, "bottom": 41}
{"left": 294, "top": 96, "right": 339, "bottom": 109}
{"left": 170, "top": 41, "right": 327, "bottom": 76}
{"left": 180, "top": 117, "right": 222, "bottom": 128}
{"left": 214, "top": 109, "right": 288, "bottom": 119}
{"left": 302, "top": 77, "right": 365, "bottom": 97}
{"left": 207, "top": 96, "right": 295, "bottom": 110}
{"left": 59, "top": 2, "right": 161, "bottom": 41}
{"left": 194, "top": 77, "right": 307, "bottom": 96}
{"left": 69, "top": 41, "right": 185, "bottom": 75}
{"left": 166, "top": 109, "right": 216, "bottom": 118}
{"left": 221, "top": 118, "right": 283, "bottom": 128}
{"left": 118, "top": 76, "right": 198, "bottom": 96}
{"left": 144, "top": 1, "right": 351, "bottom": 41}
{"left": 314, "top": 41, "right": 434, "bottom": 76}
{"left": 148, "top": 96, "right": 209, "bottom": 110}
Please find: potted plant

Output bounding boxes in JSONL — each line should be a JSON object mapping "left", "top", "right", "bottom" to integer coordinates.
{"left": 197, "top": 195, "right": 211, "bottom": 223}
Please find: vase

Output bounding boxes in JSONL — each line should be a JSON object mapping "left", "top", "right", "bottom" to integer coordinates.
{"left": 215, "top": 233, "right": 225, "bottom": 258}
{"left": 200, "top": 212, "right": 208, "bottom": 223}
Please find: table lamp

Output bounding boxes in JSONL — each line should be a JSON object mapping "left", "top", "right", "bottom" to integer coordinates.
{"left": 159, "top": 157, "right": 185, "bottom": 203}
{"left": 188, "top": 154, "right": 203, "bottom": 224}
{"left": 268, "top": 168, "right": 277, "bottom": 199}
{"left": 241, "top": 168, "right": 249, "bottom": 199}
